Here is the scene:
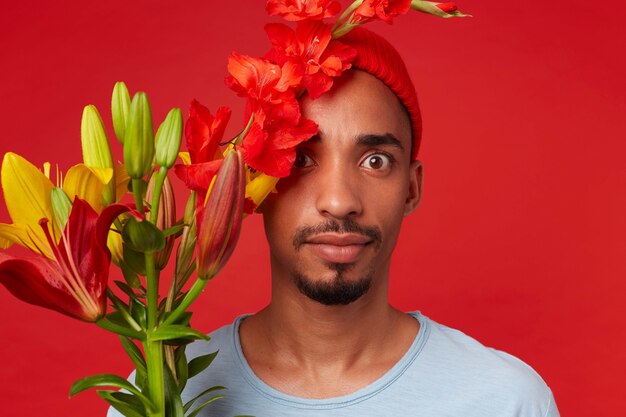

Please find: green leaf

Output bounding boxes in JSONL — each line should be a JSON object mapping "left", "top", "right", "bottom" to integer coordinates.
{"left": 122, "top": 217, "right": 166, "bottom": 253}
{"left": 129, "top": 298, "right": 147, "bottom": 329}
{"left": 186, "top": 395, "right": 225, "bottom": 417}
{"left": 120, "top": 261, "right": 142, "bottom": 288}
{"left": 163, "top": 222, "right": 185, "bottom": 238}
{"left": 188, "top": 351, "right": 218, "bottom": 379}
{"left": 174, "top": 346, "right": 189, "bottom": 393}
{"left": 183, "top": 385, "right": 226, "bottom": 413}
{"left": 164, "top": 365, "right": 185, "bottom": 417}
{"left": 119, "top": 337, "right": 146, "bottom": 373}
{"left": 114, "top": 280, "right": 139, "bottom": 300}
{"left": 70, "top": 374, "right": 151, "bottom": 410}
{"left": 105, "top": 310, "right": 129, "bottom": 327}
{"left": 151, "top": 325, "right": 209, "bottom": 342}
{"left": 96, "top": 319, "right": 145, "bottom": 340}
{"left": 97, "top": 390, "right": 145, "bottom": 417}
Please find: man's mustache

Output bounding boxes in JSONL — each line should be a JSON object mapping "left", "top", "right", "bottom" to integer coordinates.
{"left": 292, "top": 218, "right": 382, "bottom": 250}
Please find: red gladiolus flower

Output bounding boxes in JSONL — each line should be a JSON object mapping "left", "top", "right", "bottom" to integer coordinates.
{"left": 174, "top": 101, "right": 231, "bottom": 198}
{"left": 266, "top": 0, "right": 342, "bottom": 21}
{"left": 242, "top": 107, "right": 318, "bottom": 178}
{"left": 351, "top": 0, "right": 412, "bottom": 24}
{"left": 265, "top": 20, "right": 356, "bottom": 99}
{"left": 0, "top": 199, "right": 131, "bottom": 322}
{"left": 225, "top": 52, "right": 303, "bottom": 119}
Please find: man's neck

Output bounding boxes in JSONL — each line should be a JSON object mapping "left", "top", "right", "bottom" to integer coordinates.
{"left": 238, "top": 278, "right": 419, "bottom": 398}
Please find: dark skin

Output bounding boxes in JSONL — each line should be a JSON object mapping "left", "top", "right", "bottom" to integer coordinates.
{"left": 240, "top": 70, "right": 424, "bottom": 398}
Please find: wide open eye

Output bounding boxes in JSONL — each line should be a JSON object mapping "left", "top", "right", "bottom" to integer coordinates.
{"left": 361, "top": 153, "right": 393, "bottom": 171}
{"left": 294, "top": 151, "right": 314, "bottom": 169}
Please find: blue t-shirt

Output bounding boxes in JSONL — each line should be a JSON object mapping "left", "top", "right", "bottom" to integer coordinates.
{"left": 109, "top": 311, "right": 559, "bottom": 416}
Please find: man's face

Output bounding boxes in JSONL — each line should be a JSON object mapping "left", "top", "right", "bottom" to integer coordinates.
{"left": 262, "top": 70, "right": 422, "bottom": 306}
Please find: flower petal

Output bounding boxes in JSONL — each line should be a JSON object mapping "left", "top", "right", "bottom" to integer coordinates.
{"left": 62, "top": 164, "right": 109, "bottom": 212}
{"left": 1, "top": 152, "right": 55, "bottom": 239}
{"left": 245, "top": 172, "right": 279, "bottom": 209}
{"left": 114, "top": 163, "right": 130, "bottom": 202}
{"left": 0, "top": 253, "right": 94, "bottom": 321}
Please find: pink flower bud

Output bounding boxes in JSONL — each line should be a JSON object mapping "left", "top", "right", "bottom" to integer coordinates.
{"left": 146, "top": 175, "right": 176, "bottom": 269}
{"left": 196, "top": 149, "right": 245, "bottom": 279}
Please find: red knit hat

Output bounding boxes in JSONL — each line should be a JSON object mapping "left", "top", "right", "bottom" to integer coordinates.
{"left": 340, "top": 27, "right": 422, "bottom": 159}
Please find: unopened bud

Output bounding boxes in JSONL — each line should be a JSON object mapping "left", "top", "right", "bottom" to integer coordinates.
{"left": 196, "top": 149, "right": 245, "bottom": 280}
{"left": 124, "top": 92, "right": 155, "bottom": 179}
{"left": 50, "top": 187, "right": 72, "bottom": 231}
{"left": 155, "top": 108, "right": 183, "bottom": 169}
{"left": 81, "top": 105, "right": 116, "bottom": 205}
{"left": 146, "top": 175, "right": 176, "bottom": 269}
{"left": 112, "top": 81, "right": 131, "bottom": 144}
{"left": 410, "top": 0, "right": 471, "bottom": 18}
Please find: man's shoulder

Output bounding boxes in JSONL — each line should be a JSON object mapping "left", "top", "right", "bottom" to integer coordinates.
{"left": 185, "top": 316, "right": 241, "bottom": 360}
{"left": 412, "top": 311, "right": 558, "bottom": 415}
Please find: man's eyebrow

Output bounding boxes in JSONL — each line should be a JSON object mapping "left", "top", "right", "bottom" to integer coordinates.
{"left": 356, "top": 133, "right": 405, "bottom": 151}
{"left": 303, "top": 132, "right": 405, "bottom": 151}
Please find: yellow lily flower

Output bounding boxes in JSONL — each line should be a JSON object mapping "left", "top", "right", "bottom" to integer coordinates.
{"left": 245, "top": 170, "right": 279, "bottom": 210}
{"left": 0, "top": 152, "right": 112, "bottom": 256}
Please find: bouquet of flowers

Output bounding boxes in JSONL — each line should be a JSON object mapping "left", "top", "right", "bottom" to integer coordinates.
{"left": 0, "top": 1, "right": 468, "bottom": 416}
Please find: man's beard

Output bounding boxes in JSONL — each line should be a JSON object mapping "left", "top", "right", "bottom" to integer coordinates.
{"left": 291, "top": 218, "right": 380, "bottom": 306}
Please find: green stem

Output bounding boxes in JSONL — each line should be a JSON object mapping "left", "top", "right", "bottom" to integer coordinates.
{"left": 143, "top": 253, "right": 165, "bottom": 417}
{"left": 332, "top": 0, "right": 363, "bottom": 35}
{"left": 233, "top": 114, "right": 255, "bottom": 146}
{"left": 132, "top": 178, "right": 145, "bottom": 215}
{"left": 163, "top": 277, "right": 209, "bottom": 326}
{"left": 149, "top": 167, "right": 168, "bottom": 225}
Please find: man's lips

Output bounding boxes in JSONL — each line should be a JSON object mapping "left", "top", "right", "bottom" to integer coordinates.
{"left": 303, "top": 233, "right": 372, "bottom": 264}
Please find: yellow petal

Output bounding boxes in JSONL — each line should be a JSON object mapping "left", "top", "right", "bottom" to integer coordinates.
{"left": 107, "top": 224, "right": 124, "bottom": 265}
{"left": 63, "top": 164, "right": 108, "bottom": 212}
{"left": 178, "top": 151, "right": 191, "bottom": 166}
{"left": 114, "top": 163, "right": 130, "bottom": 202}
{"left": 1, "top": 152, "right": 56, "bottom": 238}
{"left": 245, "top": 172, "right": 279, "bottom": 209}
{"left": 0, "top": 223, "right": 52, "bottom": 257}
{"left": 0, "top": 223, "right": 21, "bottom": 249}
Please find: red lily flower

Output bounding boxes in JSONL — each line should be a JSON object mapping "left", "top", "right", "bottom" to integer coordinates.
{"left": 0, "top": 199, "right": 131, "bottom": 322}
{"left": 351, "top": 0, "right": 412, "bottom": 24}
{"left": 266, "top": 0, "right": 341, "bottom": 21}
{"left": 174, "top": 100, "right": 231, "bottom": 198}
{"left": 265, "top": 20, "right": 356, "bottom": 99}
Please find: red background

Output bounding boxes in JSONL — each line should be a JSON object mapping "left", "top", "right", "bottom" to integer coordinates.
{"left": 1, "top": 1, "right": 624, "bottom": 416}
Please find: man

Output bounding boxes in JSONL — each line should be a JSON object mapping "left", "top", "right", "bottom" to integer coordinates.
{"left": 110, "top": 28, "right": 559, "bottom": 417}
{"left": 181, "top": 28, "right": 559, "bottom": 416}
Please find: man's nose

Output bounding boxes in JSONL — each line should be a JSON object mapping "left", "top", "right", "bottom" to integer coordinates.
{"left": 314, "top": 164, "right": 363, "bottom": 219}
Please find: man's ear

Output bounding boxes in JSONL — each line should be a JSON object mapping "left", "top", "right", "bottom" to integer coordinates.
{"left": 404, "top": 159, "right": 423, "bottom": 216}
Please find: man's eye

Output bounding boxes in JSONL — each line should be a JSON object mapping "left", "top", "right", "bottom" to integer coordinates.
{"left": 361, "top": 153, "right": 392, "bottom": 171}
{"left": 294, "top": 152, "right": 314, "bottom": 168}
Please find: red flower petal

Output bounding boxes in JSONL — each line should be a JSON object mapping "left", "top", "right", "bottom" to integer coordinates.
{"left": 266, "top": 0, "right": 341, "bottom": 21}
{"left": 436, "top": 2, "right": 458, "bottom": 13}
{"left": 174, "top": 160, "right": 224, "bottom": 193}
{"left": 186, "top": 101, "right": 231, "bottom": 163}
{"left": 0, "top": 254, "right": 94, "bottom": 320}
